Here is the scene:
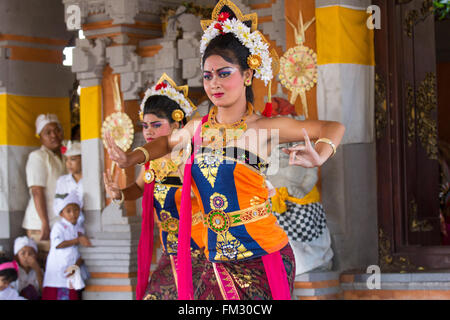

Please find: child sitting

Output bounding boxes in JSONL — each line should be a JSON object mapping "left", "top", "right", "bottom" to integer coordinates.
{"left": 0, "top": 257, "right": 26, "bottom": 300}
{"left": 42, "top": 190, "right": 92, "bottom": 300}
{"left": 13, "top": 236, "right": 43, "bottom": 300}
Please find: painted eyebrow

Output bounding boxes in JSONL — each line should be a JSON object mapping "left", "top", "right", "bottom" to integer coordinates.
{"left": 203, "top": 67, "right": 234, "bottom": 73}
{"left": 141, "top": 121, "right": 162, "bottom": 125}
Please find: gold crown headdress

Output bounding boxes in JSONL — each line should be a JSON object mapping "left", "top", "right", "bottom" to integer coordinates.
{"left": 199, "top": 0, "right": 276, "bottom": 86}
{"left": 139, "top": 73, "right": 197, "bottom": 122}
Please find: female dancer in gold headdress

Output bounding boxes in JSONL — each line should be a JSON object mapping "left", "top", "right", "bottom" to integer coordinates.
{"left": 106, "top": 0, "right": 345, "bottom": 300}
{"left": 104, "top": 74, "right": 205, "bottom": 300}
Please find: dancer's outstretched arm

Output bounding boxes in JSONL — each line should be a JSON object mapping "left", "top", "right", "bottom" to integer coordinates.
{"left": 259, "top": 117, "right": 345, "bottom": 168}
{"left": 105, "top": 119, "right": 200, "bottom": 169}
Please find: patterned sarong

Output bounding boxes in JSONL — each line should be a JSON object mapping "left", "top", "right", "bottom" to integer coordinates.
{"left": 194, "top": 244, "right": 295, "bottom": 300}
{"left": 144, "top": 249, "right": 206, "bottom": 300}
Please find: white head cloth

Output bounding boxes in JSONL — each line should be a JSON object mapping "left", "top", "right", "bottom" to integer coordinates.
{"left": 35, "top": 113, "right": 61, "bottom": 135}
{"left": 14, "top": 236, "right": 38, "bottom": 255}
{"left": 54, "top": 190, "right": 82, "bottom": 216}
{"left": 64, "top": 140, "right": 81, "bottom": 157}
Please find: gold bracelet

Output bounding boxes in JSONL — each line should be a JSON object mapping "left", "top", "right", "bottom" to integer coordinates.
{"left": 134, "top": 146, "right": 150, "bottom": 165}
{"left": 315, "top": 138, "right": 337, "bottom": 157}
{"left": 112, "top": 190, "right": 124, "bottom": 205}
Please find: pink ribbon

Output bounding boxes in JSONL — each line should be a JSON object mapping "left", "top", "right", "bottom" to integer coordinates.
{"left": 262, "top": 250, "right": 292, "bottom": 300}
{"left": 177, "top": 116, "right": 208, "bottom": 300}
{"left": 0, "top": 260, "right": 19, "bottom": 272}
{"left": 176, "top": 115, "right": 291, "bottom": 300}
{"left": 136, "top": 162, "right": 155, "bottom": 300}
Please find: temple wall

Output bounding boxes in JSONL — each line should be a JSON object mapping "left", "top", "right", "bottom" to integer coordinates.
{"left": 315, "top": 0, "right": 378, "bottom": 272}
{"left": 0, "top": 0, "right": 75, "bottom": 256}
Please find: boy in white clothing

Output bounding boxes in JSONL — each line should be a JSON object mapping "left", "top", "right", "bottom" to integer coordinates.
{"left": 42, "top": 191, "right": 91, "bottom": 300}
{"left": 55, "top": 141, "right": 85, "bottom": 232}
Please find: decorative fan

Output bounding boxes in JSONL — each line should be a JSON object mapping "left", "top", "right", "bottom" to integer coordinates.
{"left": 102, "top": 112, "right": 134, "bottom": 150}
{"left": 101, "top": 74, "right": 134, "bottom": 174}
{"left": 278, "top": 11, "right": 317, "bottom": 119}
{"left": 101, "top": 74, "right": 134, "bottom": 151}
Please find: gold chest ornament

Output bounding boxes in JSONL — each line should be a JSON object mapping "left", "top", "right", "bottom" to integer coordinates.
{"left": 201, "top": 104, "right": 254, "bottom": 150}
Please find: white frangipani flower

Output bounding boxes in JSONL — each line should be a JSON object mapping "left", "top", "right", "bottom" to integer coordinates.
{"left": 199, "top": 17, "right": 273, "bottom": 85}
{"left": 139, "top": 83, "right": 194, "bottom": 118}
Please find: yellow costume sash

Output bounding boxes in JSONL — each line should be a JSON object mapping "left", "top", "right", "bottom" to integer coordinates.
{"left": 271, "top": 185, "right": 321, "bottom": 214}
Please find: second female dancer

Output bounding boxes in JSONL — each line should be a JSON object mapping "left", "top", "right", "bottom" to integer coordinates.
{"left": 103, "top": 74, "right": 205, "bottom": 300}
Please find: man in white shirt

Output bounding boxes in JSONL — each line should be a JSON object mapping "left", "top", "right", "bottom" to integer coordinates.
{"left": 22, "top": 114, "right": 65, "bottom": 261}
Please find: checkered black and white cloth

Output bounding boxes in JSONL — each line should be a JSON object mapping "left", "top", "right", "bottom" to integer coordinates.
{"left": 273, "top": 201, "right": 327, "bottom": 243}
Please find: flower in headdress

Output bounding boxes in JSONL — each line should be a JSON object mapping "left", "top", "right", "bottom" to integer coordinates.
{"left": 155, "top": 82, "right": 167, "bottom": 91}
{"left": 240, "top": 31, "right": 251, "bottom": 46}
{"left": 200, "top": 12, "right": 274, "bottom": 86}
{"left": 218, "top": 12, "right": 230, "bottom": 22}
{"left": 247, "top": 54, "right": 262, "bottom": 70}
{"left": 61, "top": 146, "right": 67, "bottom": 155}
{"left": 171, "top": 109, "right": 184, "bottom": 122}
{"left": 214, "top": 22, "right": 224, "bottom": 34}
{"left": 139, "top": 76, "right": 195, "bottom": 121}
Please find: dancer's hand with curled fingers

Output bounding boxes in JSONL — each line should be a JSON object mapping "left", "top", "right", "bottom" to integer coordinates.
{"left": 105, "top": 131, "right": 132, "bottom": 168}
{"left": 103, "top": 168, "right": 122, "bottom": 201}
{"left": 281, "top": 128, "right": 325, "bottom": 168}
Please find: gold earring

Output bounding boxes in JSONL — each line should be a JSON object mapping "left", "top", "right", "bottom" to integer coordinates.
{"left": 245, "top": 78, "right": 252, "bottom": 86}
{"left": 172, "top": 109, "right": 184, "bottom": 122}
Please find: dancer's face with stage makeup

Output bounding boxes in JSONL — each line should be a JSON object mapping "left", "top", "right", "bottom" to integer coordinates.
{"left": 203, "top": 54, "right": 251, "bottom": 109}
{"left": 141, "top": 113, "right": 178, "bottom": 143}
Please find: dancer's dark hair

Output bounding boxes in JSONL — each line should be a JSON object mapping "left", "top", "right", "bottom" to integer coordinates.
{"left": 143, "top": 95, "right": 186, "bottom": 126}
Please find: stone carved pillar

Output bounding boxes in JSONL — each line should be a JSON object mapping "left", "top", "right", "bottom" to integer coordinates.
{"left": 72, "top": 38, "right": 109, "bottom": 239}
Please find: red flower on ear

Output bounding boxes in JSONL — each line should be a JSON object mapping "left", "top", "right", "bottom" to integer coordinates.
{"left": 61, "top": 146, "right": 67, "bottom": 154}
{"left": 218, "top": 12, "right": 230, "bottom": 22}
{"left": 155, "top": 82, "right": 167, "bottom": 91}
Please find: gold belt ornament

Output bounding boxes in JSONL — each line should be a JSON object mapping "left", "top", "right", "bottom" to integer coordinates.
{"left": 160, "top": 211, "right": 204, "bottom": 234}
{"left": 192, "top": 211, "right": 204, "bottom": 226}
{"left": 205, "top": 201, "right": 271, "bottom": 234}
{"left": 161, "top": 217, "right": 179, "bottom": 234}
